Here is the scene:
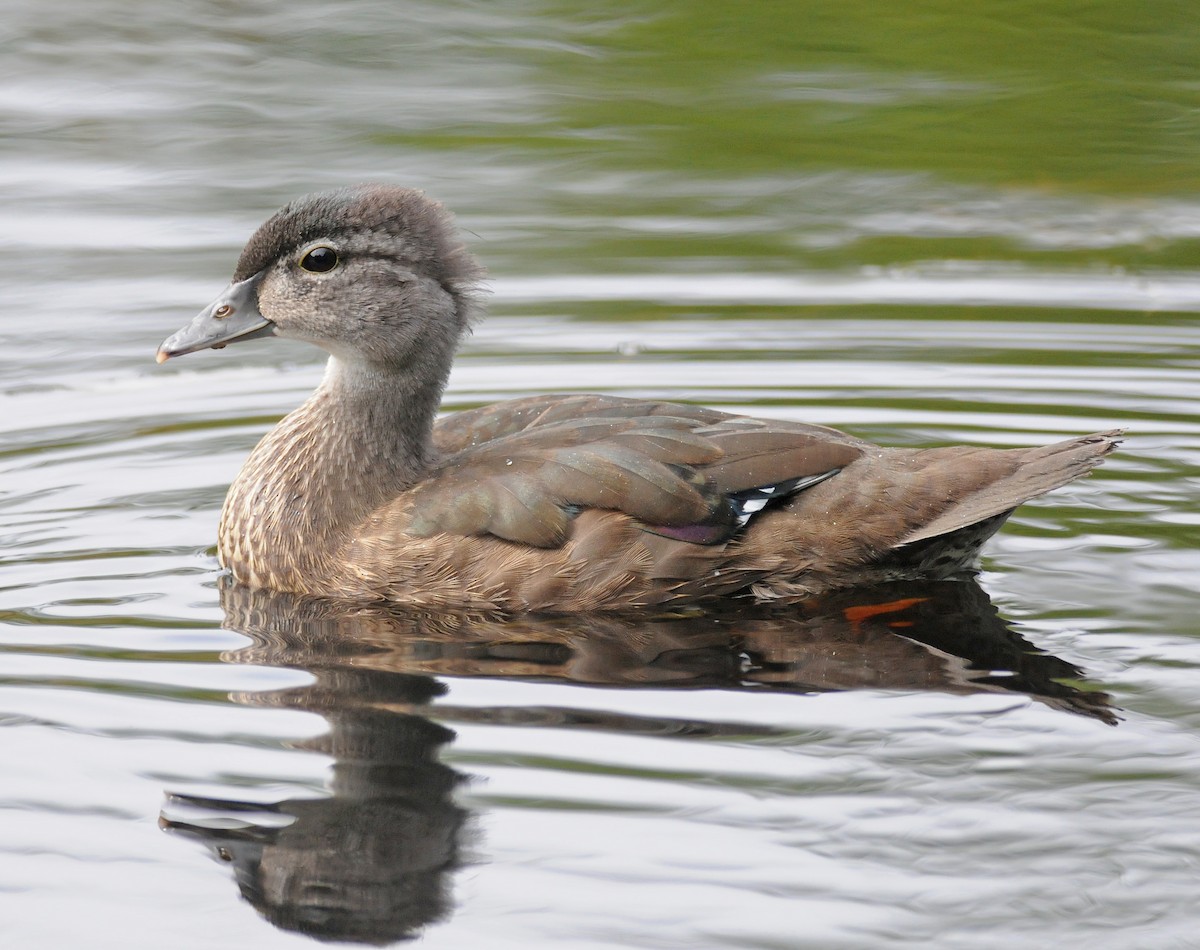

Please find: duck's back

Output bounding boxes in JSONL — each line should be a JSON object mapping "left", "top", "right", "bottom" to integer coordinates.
{"left": 325, "top": 395, "right": 1120, "bottom": 612}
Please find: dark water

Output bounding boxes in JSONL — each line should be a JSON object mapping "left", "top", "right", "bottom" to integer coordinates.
{"left": 2, "top": 2, "right": 1199, "bottom": 948}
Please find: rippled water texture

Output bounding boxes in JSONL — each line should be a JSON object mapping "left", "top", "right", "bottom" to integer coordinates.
{"left": 2, "top": 2, "right": 1199, "bottom": 948}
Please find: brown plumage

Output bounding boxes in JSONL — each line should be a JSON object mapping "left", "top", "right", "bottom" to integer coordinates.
{"left": 157, "top": 185, "right": 1121, "bottom": 613}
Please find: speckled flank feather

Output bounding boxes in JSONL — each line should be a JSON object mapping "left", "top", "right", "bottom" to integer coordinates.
{"left": 163, "top": 185, "right": 1123, "bottom": 613}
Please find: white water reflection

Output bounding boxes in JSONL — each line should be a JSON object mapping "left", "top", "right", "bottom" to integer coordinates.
{"left": 497, "top": 268, "right": 1200, "bottom": 310}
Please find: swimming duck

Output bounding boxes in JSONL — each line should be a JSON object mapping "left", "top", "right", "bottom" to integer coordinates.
{"left": 157, "top": 185, "right": 1120, "bottom": 612}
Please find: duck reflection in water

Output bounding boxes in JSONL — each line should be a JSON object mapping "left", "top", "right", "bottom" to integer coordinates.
{"left": 161, "top": 578, "right": 1115, "bottom": 945}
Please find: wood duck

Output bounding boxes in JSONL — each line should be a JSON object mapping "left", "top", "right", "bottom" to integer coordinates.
{"left": 157, "top": 185, "right": 1120, "bottom": 612}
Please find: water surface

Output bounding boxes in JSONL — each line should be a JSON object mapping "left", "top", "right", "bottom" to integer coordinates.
{"left": 2, "top": 2, "right": 1199, "bottom": 948}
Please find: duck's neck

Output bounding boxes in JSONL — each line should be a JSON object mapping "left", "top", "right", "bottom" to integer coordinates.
{"left": 218, "top": 354, "right": 445, "bottom": 592}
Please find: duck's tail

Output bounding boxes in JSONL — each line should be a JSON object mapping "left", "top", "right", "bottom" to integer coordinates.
{"left": 899, "top": 429, "right": 1123, "bottom": 548}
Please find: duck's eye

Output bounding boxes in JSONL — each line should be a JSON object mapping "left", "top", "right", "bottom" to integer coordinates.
{"left": 299, "top": 246, "right": 339, "bottom": 273}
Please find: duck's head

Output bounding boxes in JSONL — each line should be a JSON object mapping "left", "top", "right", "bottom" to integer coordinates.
{"left": 157, "top": 185, "right": 484, "bottom": 369}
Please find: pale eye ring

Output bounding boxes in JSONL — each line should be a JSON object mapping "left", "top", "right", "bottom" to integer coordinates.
{"left": 299, "top": 245, "right": 339, "bottom": 273}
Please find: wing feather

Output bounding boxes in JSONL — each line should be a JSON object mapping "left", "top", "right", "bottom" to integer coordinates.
{"left": 412, "top": 396, "right": 869, "bottom": 547}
